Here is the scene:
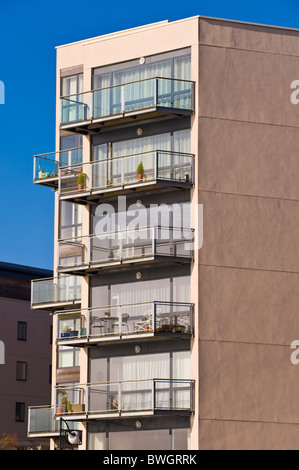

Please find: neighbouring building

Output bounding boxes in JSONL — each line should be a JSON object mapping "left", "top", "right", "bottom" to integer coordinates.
{"left": 28, "top": 16, "right": 299, "bottom": 450}
{"left": 0, "top": 262, "right": 52, "bottom": 450}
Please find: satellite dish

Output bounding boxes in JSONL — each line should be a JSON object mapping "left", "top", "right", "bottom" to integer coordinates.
{"left": 68, "top": 431, "right": 81, "bottom": 445}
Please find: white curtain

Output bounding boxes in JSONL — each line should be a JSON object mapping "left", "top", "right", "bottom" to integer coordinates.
{"left": 112, "top": 132, "right": 171, "bottom": 180}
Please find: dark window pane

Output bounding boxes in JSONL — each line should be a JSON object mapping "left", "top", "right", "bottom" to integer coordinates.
{"left": 17, "top": 322, "right": 27, "bottom": 341}
{"left": 15, "top": 402, "right": 25, "bottom": 422}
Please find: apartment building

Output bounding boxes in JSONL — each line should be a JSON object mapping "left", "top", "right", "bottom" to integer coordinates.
{"left": 28, "top": 16, "right": 299, "bottom": 450}
{"left": 0, "top": 262, "right": 52, "bottom": 450}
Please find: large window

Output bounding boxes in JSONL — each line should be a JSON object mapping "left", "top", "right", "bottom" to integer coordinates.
{"left": 91, "top": 275, "right": 190, "bottom": 307}
{"left": 90, "top": 350, "right": 190, "bottom": 384}
{"left": 93, "top": 129, "right": 190, "bottom": 185}
{"left": 92, "top": 50, "right": 191, "bottom": 118}
{"left": 88, "top": 428, "right": 190, "bottom": 450}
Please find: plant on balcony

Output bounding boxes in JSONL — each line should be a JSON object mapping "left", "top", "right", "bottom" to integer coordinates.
{"left": 77, "top": 171, "right": 85, "bottom": 190}
{"left": 57, "top": 389, "right": 69, "bottom": 414}
{"left": 61, "top": 324, "right": 71, "bottom": 338}
{"left": 136, "top": 161, "right": 144, "bottom": 182}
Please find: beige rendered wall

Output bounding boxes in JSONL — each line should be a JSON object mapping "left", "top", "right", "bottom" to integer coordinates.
{"left": 198, "top": 18, "right": 299, "bottom": 449}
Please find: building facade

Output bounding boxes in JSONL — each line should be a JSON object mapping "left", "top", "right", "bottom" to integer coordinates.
{"left": 0, "top": 262, "right": 52, "bottom": 450}
{"left": 28, "top": 16, "right": 299, "bottom": 450}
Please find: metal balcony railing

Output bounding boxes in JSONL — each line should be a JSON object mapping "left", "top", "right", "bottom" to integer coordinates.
{"left": 55, "top": 379, "right": 194, "bottom": 418}
{"left": 60, "top": 77, "right": 195, "bottom": 127}
{"left": 55, "top": 301, "right": 194, "bottom": 344}
{"left": 31, "top": 275, "right": 81, "bottom": 309}
{"left": 33, "top": 147, "right": 82, "bottom": 188}
{"left": 58, "top": 150, "right": 194, "bottom": 199}
{"left": 57, "top": 226, "right": 194, "bottom": 273}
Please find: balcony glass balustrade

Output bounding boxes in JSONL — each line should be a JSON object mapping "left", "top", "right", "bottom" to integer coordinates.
{"left": 60, "top": 77, "right": 195, "bottom": 130}
{"left": 31, "top": 275, "right": 81, "bottom": 309}
{"left": 54, "top": 379, "right": 194, "bottom": 419}
{"left": 33, "top": 147, "right": 83, "bottom": 188}
{"left": 27, "top": 406, "right": 59, "bottom": 436}
{"left": 58, "top": 150, "right": 194, "bottom": 201}
{"left": 57, "top": 226, "right": 194, "bottom": 274}
{"left": 55, "top": 301, "right": 193, "bottom": 345}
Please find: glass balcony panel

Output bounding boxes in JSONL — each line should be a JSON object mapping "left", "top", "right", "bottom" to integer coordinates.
{"left": 59, "top": 151, "right": 193, "bottom": 199}
{"left": 28, "top": 406, "right": 58, "bottom": 434}
{"left": 34, "top": 155, "right": 58, "bottom": 180}
{"left": 57, "top": 302, "right": 192, "bottom": 342}
{"left": 60, "top": 78, "right": 194, "bottom": 125}
{"left": 157, "top": 78, "right": 193, "bottom": 110}
{"left": 61, "top": 95, "right": 89, "bottom": 124}
{"left": 124, "top": 79, "right": 155, "bottom": 112}
{"left": 58, "top": 240, "right": 85, "bottom": 268}
{"left": 59, "top": 164, "right": 86, "bottom": 196}
{"left": 154, "top": 380, "right": 192, "bottom": 411}
{"left": 31, "top": 276, "right": 81, "bottom": 307}
{"left": 59, "top": 147, "right": 83, "bottom": 167}
{"left": 91, "top": 160, "right": 109, "bottom": 190}
{"left": 58, "top": 227, "right": 193, "bottom": 271}
{"left": 55, "top": 380, "right": 193, "bottom": 416}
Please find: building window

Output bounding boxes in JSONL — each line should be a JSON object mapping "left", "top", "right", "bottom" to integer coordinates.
{"left": 17, "top": 321, "right": 27, "bottom": 341}
{"left": 15, "top": 402, "right": 25, "bottom": 422}
{"left": 16, "top": 362, "right": 27, "bottom": 381}
{"left": 57, "top": 345, "right": 80, "bottom": 368}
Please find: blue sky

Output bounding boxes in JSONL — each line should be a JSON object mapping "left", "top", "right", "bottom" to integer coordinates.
{"left": 0, "top": 0, "right": 298, "bottom": 270}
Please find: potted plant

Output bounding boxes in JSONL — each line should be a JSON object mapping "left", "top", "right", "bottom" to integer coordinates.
{"left": 67, "top": 401, "right": 72, "bottom": 413}
{"left": 69, "top": 329, "right": 79, "bottom": 337}
{"left": 104, "top": 311, "right": 110, "bottom": 317}
{"left": 136, "top": 162, "right": 144, "bottom": 182}
{"left": 61, "top": 324, "right": 71, "bottom": 338}
{"left": 77, "top": 171, "right": 85, "bottom": 190}
{"left": 57, "top": 389, "right": 68, "bottom": 414}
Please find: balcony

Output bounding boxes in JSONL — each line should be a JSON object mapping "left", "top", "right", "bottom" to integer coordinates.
{"left": 57, "top": 226, "right": 194, "bottom": 275}
{"left": 55, "top": 301, "right": 193, "bottom": 346}
{"left": 58, "top": 150, "right": 194, "bottom": 204}
{"left": 27, "top": 406, "right": 60, "bottom": 438}
{"left": 33, "top": 147, "right": 82, "bottom": 189}
{"left": 31, "top": 275, "right": 81, "bottom": 310}
{"left": 54, "top": 379, "right": 194, "bottom": 420}
{"left": 60, "top": 77, "right": 195, "bottom": 133}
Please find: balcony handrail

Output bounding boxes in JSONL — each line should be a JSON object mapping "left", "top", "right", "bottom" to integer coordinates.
{"left": 33, "top": 146, "right": 83, "bottom": 159}
{"left": 58, "top": 225, "right": 194, "bottom": 244}
{"left": 60, "top": 76, "right": 195, "bottom": 100}
{"left": 54, "top": 300, "right": 194, "bottom": 316}
{"left": 31, "top": 274, "right": 78, "bottom": 283}
{"left": 56, "top": 378, "right": 194, "bottom": 389}
{"left": 57, "top": 149, "right": 194, "bottom": 173}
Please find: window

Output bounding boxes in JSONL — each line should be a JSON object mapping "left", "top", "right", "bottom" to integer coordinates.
{"left": 60, "top": 134, "right": 82, "bottom": 167}
{"left": 15, "top": 402, "right": 25, "bottom": 422}
{"left": 59, "top": 202, "right": 82, "bottom": 240}
{"left": 57, "top": 345, "right": 80, "bottom": 368}
{"left": 16, "top": 362, "right": 27, "bottom": 381}
{"left": 61, "top": 73, "right": 83, "bottom": 123}
{"left": 88, "top": 428, "right": 190, "bottom": 450}
{"left": 17, "top": 321, "right": 27, "bottom": 341}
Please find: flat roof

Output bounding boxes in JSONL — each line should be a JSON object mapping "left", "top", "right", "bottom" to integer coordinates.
{"left": 56, "top": 15, "right": 299, "bottom": 49}
{"left": 0, "top": 261, "right": 52, "bottom": 281}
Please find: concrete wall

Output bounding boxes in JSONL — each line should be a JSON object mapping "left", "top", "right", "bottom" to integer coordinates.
{"left": 198, "top": 18, "right": 299, "bottom": 450}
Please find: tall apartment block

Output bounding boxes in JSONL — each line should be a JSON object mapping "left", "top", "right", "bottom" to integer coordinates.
{"left": 28, "top": 16, "right": 299, "bottom": 450}
{"left": 0, "top": 262, "right": 52, "bottom": 450}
